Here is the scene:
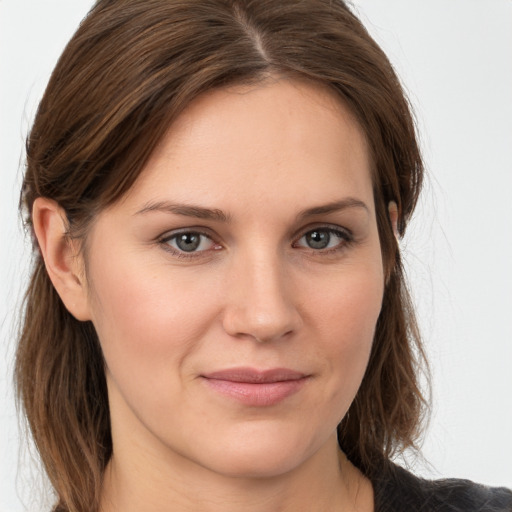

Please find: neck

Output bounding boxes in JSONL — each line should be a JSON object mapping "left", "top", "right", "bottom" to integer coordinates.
{"left": 100, "top": 436, "right": 373, "bottom": 512}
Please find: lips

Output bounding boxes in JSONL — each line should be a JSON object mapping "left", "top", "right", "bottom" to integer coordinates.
{"left": 201, "top": 367, "right": 309, "bottom": 406}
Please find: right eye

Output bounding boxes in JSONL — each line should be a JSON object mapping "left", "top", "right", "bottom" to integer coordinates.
{"left": 161, "top": 231, "right": 219, "bottom": 255}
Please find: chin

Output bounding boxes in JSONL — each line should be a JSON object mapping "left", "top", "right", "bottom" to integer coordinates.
{"left": 186, "top": 423, "right": 331, "bottom": 480}
{"left": 204, "top": 450, "right": 308, "bottom": 480}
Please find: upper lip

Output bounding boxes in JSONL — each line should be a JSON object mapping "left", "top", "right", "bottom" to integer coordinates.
{"left": 202, "top": 367, "right": 308, "bottom": 383}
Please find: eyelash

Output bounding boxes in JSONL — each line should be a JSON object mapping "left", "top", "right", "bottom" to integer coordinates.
{"left": 158, "top": 225, "right": 353, "bottom": 260}
{"left": 293, "top": 226, "right": 353, "bottom": 255}
{"left": 158, "top": 229, "right": 220, "bottom": 260}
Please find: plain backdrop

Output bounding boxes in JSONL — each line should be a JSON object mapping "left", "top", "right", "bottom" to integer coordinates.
{"left": 1, "top": 1, "right": 511, "bottom": 510}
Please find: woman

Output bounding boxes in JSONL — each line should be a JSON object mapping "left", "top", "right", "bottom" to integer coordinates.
{"left": 14, "top": 1, "right": 512, "bottom": 511}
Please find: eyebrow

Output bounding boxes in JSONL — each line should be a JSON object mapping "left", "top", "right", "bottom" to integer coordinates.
{"left": 134, "top": 197, "right": 368, "bottom": 222}
{"left": 296, "top": 198, "right": 369, "bottom": 220}
{"left": 135, "top": 201, "right": 231, "bottom": 222}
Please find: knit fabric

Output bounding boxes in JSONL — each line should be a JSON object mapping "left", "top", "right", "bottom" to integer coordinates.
{"left": 372, "top": 463, "right": 512, "bottom": 512}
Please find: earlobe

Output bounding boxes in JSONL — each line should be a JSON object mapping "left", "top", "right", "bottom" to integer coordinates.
{"left": 388, "top": 201, "right": 399, "bottom": 239}
{"left": 32, "top": 197, "right": 92, "bottom": 321}
{"left": 385, "top": 201, "right": 399, "bottom": 287}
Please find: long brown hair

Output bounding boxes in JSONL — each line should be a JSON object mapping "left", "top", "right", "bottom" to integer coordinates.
{"left": 16, "top": 1, "right": 427, "bottom": 511}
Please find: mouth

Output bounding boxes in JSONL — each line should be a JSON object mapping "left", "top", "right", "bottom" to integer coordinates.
{"left": 200, "top": 367, "right": 310, "bottom": 406}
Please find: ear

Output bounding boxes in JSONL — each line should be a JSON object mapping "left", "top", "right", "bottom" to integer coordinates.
{"left": 388, "top": 201, "right": 399, "bottom": 239}
{"left": 32, "top": 197, "right": 92, "bottom": 321}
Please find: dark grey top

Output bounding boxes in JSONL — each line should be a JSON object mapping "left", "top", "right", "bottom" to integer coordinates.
{"left": 51, "top": 461, "right": 512, "bottom": 511}
{"left": 372, "top": 463, "right": 512, "bottom": 512}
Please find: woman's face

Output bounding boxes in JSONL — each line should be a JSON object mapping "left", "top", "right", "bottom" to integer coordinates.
{"left": 83, "top": 79, "right": 385, "bottom": 478}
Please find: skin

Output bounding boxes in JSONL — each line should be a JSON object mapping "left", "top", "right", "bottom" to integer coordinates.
{"left": 33, "top": 78, "right": 387, "bottom": 511}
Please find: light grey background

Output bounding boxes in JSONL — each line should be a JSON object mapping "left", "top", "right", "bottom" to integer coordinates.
{"left": 1, "top": 1, "right": 511, "bottom": 510}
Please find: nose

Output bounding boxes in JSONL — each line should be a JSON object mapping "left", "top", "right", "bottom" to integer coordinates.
{"left": 221, "top": 250, "right": 302, "bottom": 344}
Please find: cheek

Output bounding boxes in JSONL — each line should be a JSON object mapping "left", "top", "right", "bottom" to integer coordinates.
{"left": 86, "top": 253, "right": 218, "bottom": 386}
{"left": 305, "top": 263, "right": 384, "bottom": 413}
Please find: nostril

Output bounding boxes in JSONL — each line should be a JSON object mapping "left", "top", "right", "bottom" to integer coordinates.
{"left": 222, "top": 303, "right": 301, "bottom": 344}
{"left": 252, "top": 329, "right": 293, "bottom": 344}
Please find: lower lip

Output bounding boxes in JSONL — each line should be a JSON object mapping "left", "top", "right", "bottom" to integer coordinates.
{"left": 202, "top": 378, "right": 308, "bottom": 406}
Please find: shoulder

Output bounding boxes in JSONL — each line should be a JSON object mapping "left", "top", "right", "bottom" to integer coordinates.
{"left": 372, "top": 462, "right": 512, "bottom": 512}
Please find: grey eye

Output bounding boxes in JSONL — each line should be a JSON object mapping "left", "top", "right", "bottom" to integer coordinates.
{"left": 296, "top": 228, "right": 348, "bottom": 251}
{"left": 305, "top": 230, "right": 331, "bottom": 249}
{"left": 175, "top": 232, "right": 202, "bottom": 252}
{"left": 165, "top": 232, "right": 215, "bottom": 253}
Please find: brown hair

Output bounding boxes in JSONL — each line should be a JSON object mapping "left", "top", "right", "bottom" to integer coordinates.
{"left": 16, "top": 1, "right": 427, "bottom": 511}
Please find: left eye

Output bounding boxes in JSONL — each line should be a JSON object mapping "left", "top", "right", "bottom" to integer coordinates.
{"left": 164, "top": 232, "right": 216, "bottom": 253}
{"left": 295, "top": 228, "right": 348, "bottom": 250}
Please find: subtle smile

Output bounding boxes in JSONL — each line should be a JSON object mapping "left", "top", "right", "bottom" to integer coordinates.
{"left": 201, "top": 367, "right": 310, "bottom": 406}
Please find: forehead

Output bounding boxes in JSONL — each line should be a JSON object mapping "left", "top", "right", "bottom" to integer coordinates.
{"left": 120, "top": 78, "right": 374, "bottom": 214}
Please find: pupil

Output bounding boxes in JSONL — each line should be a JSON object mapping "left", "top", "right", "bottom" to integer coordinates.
{"left": 176, "top": 233, "right": 201, "bottom": 252}
{"left": 307, "top": 230, "right": 330, "bottom": 249}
